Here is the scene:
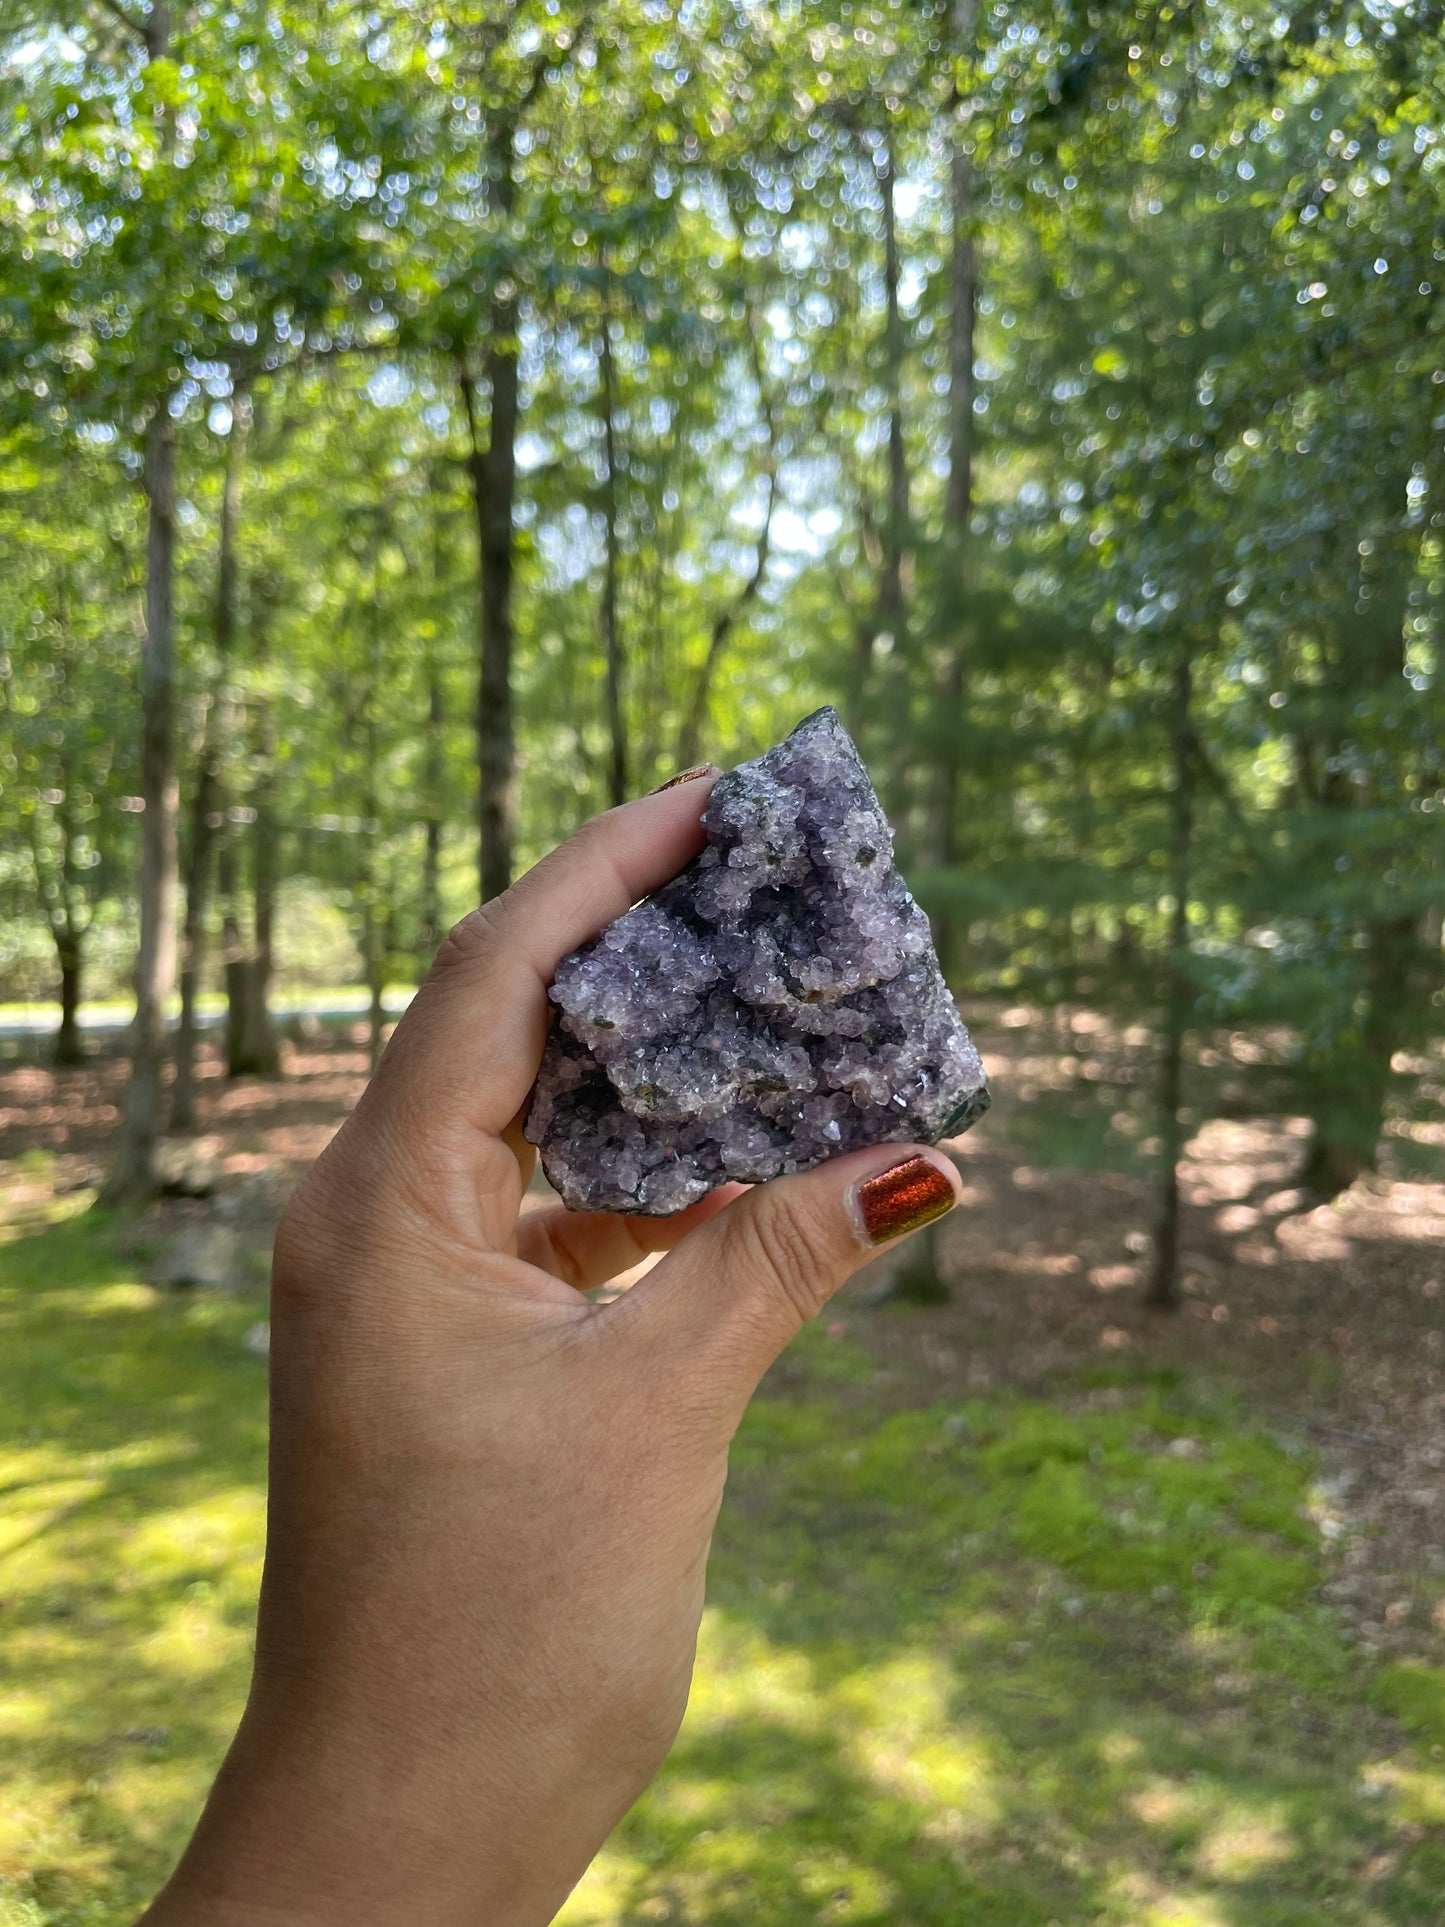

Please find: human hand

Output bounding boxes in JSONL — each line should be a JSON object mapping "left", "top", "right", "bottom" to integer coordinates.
{"left": 141, "top": 774, "right": 963, "bottom": 1927}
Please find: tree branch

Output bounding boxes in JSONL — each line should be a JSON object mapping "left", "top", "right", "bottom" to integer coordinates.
{"left": 88, "top": 0, "right": 148, "bottom": 41}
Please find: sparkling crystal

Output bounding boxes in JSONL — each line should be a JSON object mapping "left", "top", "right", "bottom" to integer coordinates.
{"left": 525, "top": 707, "right": 990, "bottom": 1213}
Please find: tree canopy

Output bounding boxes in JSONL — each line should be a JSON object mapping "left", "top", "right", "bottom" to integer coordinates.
{"left": 1, "top": 0, "right": 1440, "bottom": 1249}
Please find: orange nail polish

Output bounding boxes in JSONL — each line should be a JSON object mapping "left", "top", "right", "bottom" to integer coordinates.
{"left": 648, "top": 764, "right": 715, "bottom": 794}
{"left": 850, "top": 1154, "right": 957, "bottom": 1246}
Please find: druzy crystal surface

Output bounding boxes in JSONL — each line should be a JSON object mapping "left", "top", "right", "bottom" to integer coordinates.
{"left": 524, "top": 707, "right": 990, "bottom": 1214}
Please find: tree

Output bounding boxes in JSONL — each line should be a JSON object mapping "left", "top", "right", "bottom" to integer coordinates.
{"left": 0, "top": 432, "right": 139, "bottom": 1060}
{"left": 172, "top": 386, "right": 251, "bottom": 1128}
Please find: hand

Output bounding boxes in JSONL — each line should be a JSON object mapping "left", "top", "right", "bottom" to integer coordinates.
{"left": 141, "top": 775, "right": 963, "bottom": 1927}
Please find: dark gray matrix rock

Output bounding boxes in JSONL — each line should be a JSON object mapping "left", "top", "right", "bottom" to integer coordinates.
{"left": 525, "top": 707, "right": 989, "bottom": 1214}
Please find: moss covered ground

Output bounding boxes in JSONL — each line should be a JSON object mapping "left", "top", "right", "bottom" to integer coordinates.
{"left": 3, "top": 1208, "right": 1444, "bottom": 1925}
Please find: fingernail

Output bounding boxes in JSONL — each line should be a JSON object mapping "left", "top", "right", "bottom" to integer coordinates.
{"left": 847, "top": 1152, "right": 958, "bottom": 1246}
{"left": 648, "top": 764, "right": 716, "bottom": 794}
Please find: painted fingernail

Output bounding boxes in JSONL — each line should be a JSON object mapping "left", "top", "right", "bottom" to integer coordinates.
{"left": 648, "top": 764, "right": 716, "bottom": 794}
{"left": 848, "top": 1153, "right": 958, "bottom": 1246}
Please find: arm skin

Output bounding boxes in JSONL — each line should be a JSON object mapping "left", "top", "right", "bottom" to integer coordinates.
{"left": 139, "top": 774, "right": 962, "bottom": 1927}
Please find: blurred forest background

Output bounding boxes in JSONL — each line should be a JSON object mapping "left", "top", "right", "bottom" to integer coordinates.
{"left": 4, "top": 2, "right": 1445, "bottom": 1923}
{"left": 2, "top": 0, "right": 1441, "bottom": 1238}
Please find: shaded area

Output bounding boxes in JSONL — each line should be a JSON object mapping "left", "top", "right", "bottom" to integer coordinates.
{"left": 4, "top": 1154, "right": 1445, "bottom": 1921}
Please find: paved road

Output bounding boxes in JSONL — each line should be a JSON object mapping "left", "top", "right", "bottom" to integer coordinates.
{"left": 0, "top": 990, "right": 415, "bottom": 1044}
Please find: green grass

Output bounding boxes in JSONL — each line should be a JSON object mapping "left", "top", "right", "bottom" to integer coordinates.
{"left": 3, "top": 1220, "right": 1442, "bottom": 1925}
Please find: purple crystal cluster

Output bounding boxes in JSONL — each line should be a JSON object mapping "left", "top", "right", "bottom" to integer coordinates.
{"left": 524, "top": 707, "right": 989, "bottom": 1214}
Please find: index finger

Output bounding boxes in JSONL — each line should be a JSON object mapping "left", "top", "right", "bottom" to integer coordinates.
{"left": 361, "top": 772, "right": 718, "bottom": 1152}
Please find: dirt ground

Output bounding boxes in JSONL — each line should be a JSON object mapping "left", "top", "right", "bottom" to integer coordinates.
{"left": 3, "top": 1012, "right": 1442, "bottom": 1677}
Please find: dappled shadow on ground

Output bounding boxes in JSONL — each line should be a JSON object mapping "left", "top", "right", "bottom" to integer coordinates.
{"left": 826, "top": 1005, "right": 1445, "bottom": 1679}
{"left": 5, "top": 1012, "right": 1445, "bottom": 1663}
{"left": 7, "top": 1208, "right": 1445, "bottom": 1925}
{"left": 566, "top": 1369, "right": 1445, "bottom": 1924}
{"left": 0, "top": 1219, "right": 268, "bottom": 1922}
{"left": 0, "top": 1032, "right": 374, "bottom": 1197}
{"left": 4, "top": 1011, "right": 1445, "bottom": 1922}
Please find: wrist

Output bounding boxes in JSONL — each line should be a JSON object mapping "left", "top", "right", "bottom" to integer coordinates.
{"left": 138, "top": 1701, "right": 565, "bottom": 1927}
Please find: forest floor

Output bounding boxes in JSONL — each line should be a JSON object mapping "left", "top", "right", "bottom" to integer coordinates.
{"left": 3, "top": 1009, "right": 1445, "bottom": 1925}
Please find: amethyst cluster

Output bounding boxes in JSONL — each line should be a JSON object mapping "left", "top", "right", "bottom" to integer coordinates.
{"left": 524, "top": 707, "right": 989, "bottom": 1214}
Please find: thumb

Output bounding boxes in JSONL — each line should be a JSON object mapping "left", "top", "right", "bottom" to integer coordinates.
{"left": 627, "top": 1145, "right": 963, "bottom": 1406}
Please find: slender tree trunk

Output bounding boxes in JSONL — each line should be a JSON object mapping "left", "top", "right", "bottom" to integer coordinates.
{"left": 364, "top": 893, "right": 385, "bottom": 1074}
{"left": 1146, "top": 652, "right": 1196, "bottom": 1311}
{"left": 1298, "top": 547, "right": 1415, "bottom": 1194}
{"left": 676, "top": 332, "right": 779, "bottom": 772}
{"left": 170, "top": 766, "right": 218, "bottom": 1128}
{"left": 598, "top": 279, "right": 627, "bottom": 807}
{"left": 230, "top": 573, "right": 279, "bottom": 1077}
{"left": 361, "top": 588, "right": 385, "bottom": 1073}
{"left": 895, "top": 133, "right": 973, "bottom": 1315}
{"left": 421, "top": 654, "right": 444, "bottom": 957}
{"left": 461, "top": 344, "right": 519, "bottom": 902}
{"left": 459, "top": 120, "right": 524, "bottom": 904}
{"left": 54, "top": 931, "right": 83, "bottom": 1067}
{"left": 419, "top": 495, "right": 448, "bottom": 957}
{"left": 480, "top": 275, "right": 520, "bottom": 902}
{"left": 219, "top": 829, "right": 247, "bottom": 1074}
{"left": 173, "top": 390, "right": 251, "bottom": 1128}
{"left": 99, "top": 403, "right": 179, "bottom": 1207}
{"left": 98, "top": 2, "right": 177, "bottom": 1202}
{"left": 674, "top": 477, "right": 776, "bottom": 772}
{"left": 421, "top": 816, "right": 443, "bottom": 956}
{"left": 25, "top": 640, "right": 93, "bottom": 1068}
{"left": 923, "top": 19, "right": 978, "bottom": 975}
{"left": 43, "top": 776, "right": 90, "bottom": 1068}
{"left": 239, "top": 791, "right": 279, "bottom": 1075}
{"left": 1300, "top": 913, "right": 1416, "bottom": 1196}
{"left": 943, "top": 5, "right": 977, "bottom": 536}
{"left": 877, "top": 138, "right": 910, "bottom": 646}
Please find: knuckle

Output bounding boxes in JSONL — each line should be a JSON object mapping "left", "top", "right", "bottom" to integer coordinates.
{"left": 545, "top": 812, "right": 630, "bottom": 894}
{"left": 271, "top": 1121, "right": 390, "bottom": 1287}
{"left": 270, "top": 1180, "right": 333, "bottom": 1304}
{"left": 432, "top": 901, "right": 505, "bottom": 974}
{"left": 735, "top": 1193, "right": 833, "bottom": 1327}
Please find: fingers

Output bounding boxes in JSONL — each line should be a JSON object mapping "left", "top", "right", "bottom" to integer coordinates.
{"left": 516, "top": 1185, "right": 746, "bottom": 1294}
{"left": 623, "top": 1147, "right": 964, "bottom": 1414}
{"left": 358, "top": 772, "right": 718, "bottom": 1154}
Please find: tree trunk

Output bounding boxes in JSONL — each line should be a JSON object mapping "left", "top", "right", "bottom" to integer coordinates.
{"left": 236, "top": 815, "right": 279, "bottom": 1076}
{"left": 943, "top": 4, "right": 977, "bottom": 536}
{"left": 1146, "top": 652, "right": 1196, "bottom": 1311}
{"left": 421, "top": 651, "right": 444, "bottom": 957}
{"left": 170, "top": 766, "right": 218, "bottom": 1129}
{"left": 598, "top": 277, "right": 627, "bottom": 808}
{"left": 923, "top": 17, "right": 978, "bottom": 975}
{"left": 676, "top": 329, "right": 779, "bottom": 773}
{"left": 364, "top": 889, "right": 385, "bottom": 1074}
{"left": 54, "top": 931, "right": 84, "bottom": 1067}
{"left": 1298, "top": 545, "right": 1413, "bottom": 1193}
{"left": 1300, "top": 912, "right": 1415, "bottom": 1196}
{"left": 99, "top": 403, "right": 179, "bottom": 1208}
{"left": 459, "top": 120, "right": 524, "bottom": 905}
{"left": 43, "top": 772, "right": 90, "bottom": 1069}
{"left": 173, "top": 388, "right": 251, "bottom": 1129}
{"left": 877, "top": 138, "right": 910, "bottom": 647}
{"left": 361, "top": 587, "right": 386, "bottom": 1074}
{"left": 98, "top": 2, "right": 177, "bottom": 1203}
{"left": 218, "top": 828, "right": 247, "bottom": 1075}
{"left": 225, "top": 844, "right": 279, "bottom": 1078}
{"left": 229, "top": 572, "right": 279, "bottom": 1078}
